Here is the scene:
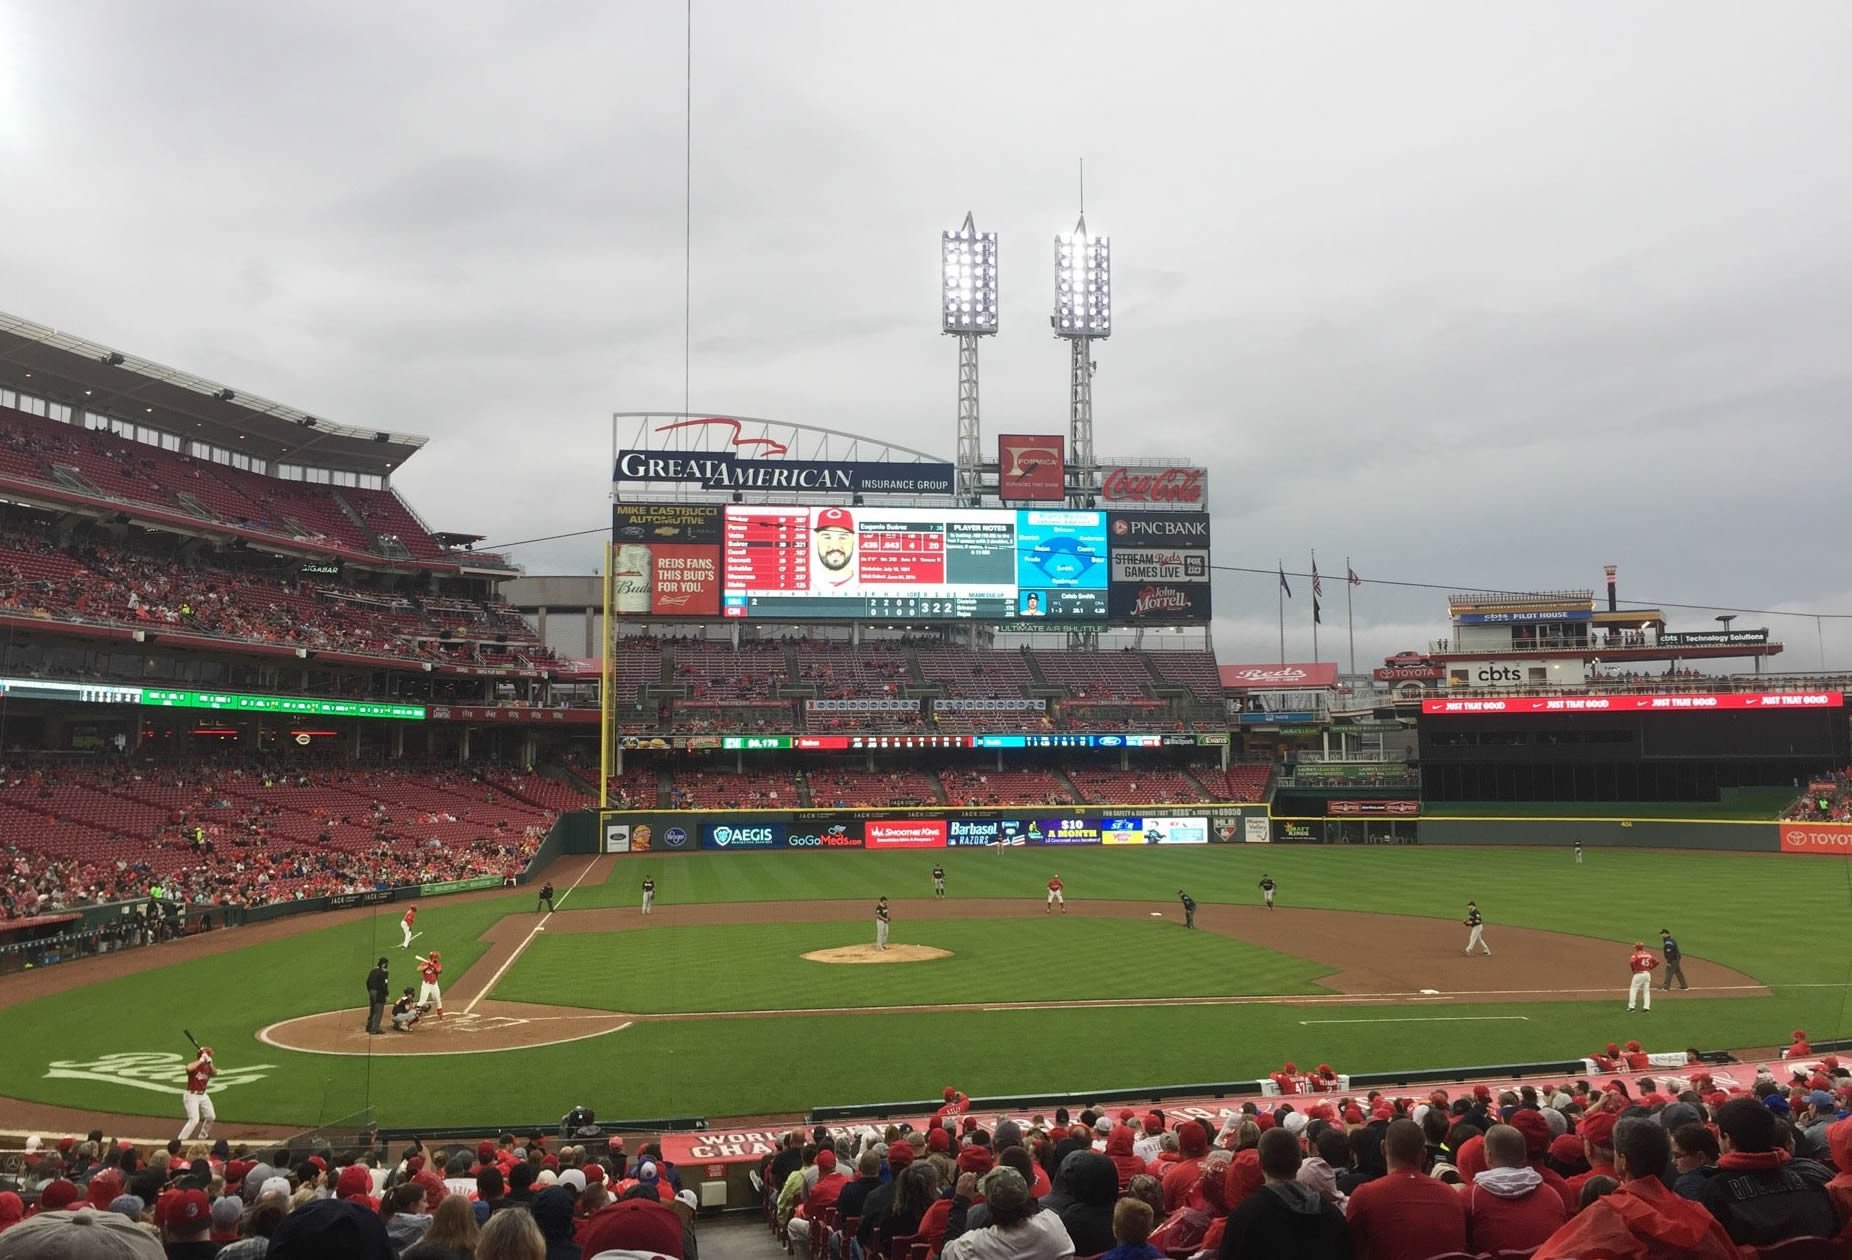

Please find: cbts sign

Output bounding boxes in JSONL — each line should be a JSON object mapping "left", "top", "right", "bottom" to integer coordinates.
{"left": 997, "top": 435, "right": 1066, "bottom": 501}
{"left": 1098, "top": 466, "right": 1207, "bottom": 506}
{"left": 1660, "top": 629, "right": 1770, "bottom": 647}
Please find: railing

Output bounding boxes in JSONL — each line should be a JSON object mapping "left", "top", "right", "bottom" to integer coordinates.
{"left": 1429, "top": 636, "right": 1782, "bottom": 655}
{"left": 1437, "top": 675, "right": 1851, "bottom": 700}
{"left": 1291, "top": 750, "right": 1404, "bottom": 764}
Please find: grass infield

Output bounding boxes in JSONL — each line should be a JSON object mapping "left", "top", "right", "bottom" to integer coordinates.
{"left": 0, "top": 844, "right": 1846, "bottom": 1129}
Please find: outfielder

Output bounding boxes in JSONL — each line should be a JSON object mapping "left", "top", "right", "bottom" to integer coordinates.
{"left": 1258, "top": 875, "right": 1276, "bottom": 909}
{"left": 1046, "top": 875, "right": 1065, "bottom": 913}
{"left": 1573, "top": 840, "right": 1583, "bottom": 864}
{"left": 1627, "top": 940, "right": 1659, "bottom": 1011}
{"left": 400, "top": 904, "right": 417, "bottom": 948}
{"left": 641, "top": 876, "right": 655, "bottom": 915}
{"left": 875, "top": 897, "right": 890, "bottom": 950}
{"left": 418, "top": 950, "right": 443, "bottom": 1018}
{"left": 178, "top": 1046, "right": 216, "bottom": 1140}
{"left": 932, "top": 864, "right": 945, "bottom": 898}
{"left": 1463, "top": 902, "right": 1491, "bottom": 955}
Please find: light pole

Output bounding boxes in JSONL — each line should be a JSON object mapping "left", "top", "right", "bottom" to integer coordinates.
{"left": 943, "top": 214, "right": 997, "bottom": 505}
{"left": 1052, "top": 214, "right": 1110, "bottom": 501}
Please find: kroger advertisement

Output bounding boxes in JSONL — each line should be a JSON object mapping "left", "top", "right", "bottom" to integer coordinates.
{"left": 602, "top": 809, "right": 1234, "bottom": 853}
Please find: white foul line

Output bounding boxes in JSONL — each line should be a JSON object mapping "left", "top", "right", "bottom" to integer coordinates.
{"left": 1299, "top": 1016, "right": 1532, "bottom": 1025}
{"left": 464, "top": 858, "right": 600, "bottom": 1016}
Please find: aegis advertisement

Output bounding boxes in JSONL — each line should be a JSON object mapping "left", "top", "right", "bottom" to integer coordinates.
{"left": 699, "top": 822, "right": 786, "bottom": 850}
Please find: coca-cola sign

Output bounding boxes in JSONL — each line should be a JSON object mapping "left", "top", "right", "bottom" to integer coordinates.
{"left": 1099, "top": 465, "right": 1207, "bottom": 505}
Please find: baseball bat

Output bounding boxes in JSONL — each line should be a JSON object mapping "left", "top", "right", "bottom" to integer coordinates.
{"left": 184, "top": 1028, "right": 201, "bottom": 1051}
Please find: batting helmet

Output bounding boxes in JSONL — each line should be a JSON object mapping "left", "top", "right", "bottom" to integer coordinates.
{"left": 200, "top": 1046, "right": 214, "bottom": 1057}
{"left": 429, "top": 950, "right": 440, "bottom": 960}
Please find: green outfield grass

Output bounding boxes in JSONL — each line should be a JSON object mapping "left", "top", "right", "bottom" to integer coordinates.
{"left": 494, "top": 918, "right": 1332, "bottom": 1014}
{"left": 0, "top": 844, "right": 1845, "bottom": 1130}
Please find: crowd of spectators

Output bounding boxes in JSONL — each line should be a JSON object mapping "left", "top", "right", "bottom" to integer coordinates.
{"left": 768, "top": 1059, "right": 1852, "bottom": 1260}
{"left": 0, "top": 523, "right": 552, "bottom": 672}
{"left": 1784, "top": 772, "right": 1852, "bottom": 822}
{"left": 0, "top": 1129, "right": 705, "bottom": 1258}
{"left": 0, "top": 761, "right": 569, "bottom": 921}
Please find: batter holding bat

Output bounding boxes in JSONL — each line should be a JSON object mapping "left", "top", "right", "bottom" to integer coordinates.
{"left": 419, "top": 950, "right": 444, "bottom": 1018}
{"left": 178, "top": 1036, "right": 216, "bottom": 1140}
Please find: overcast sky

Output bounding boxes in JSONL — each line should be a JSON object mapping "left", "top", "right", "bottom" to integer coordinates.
{"left": 4, "top": 2, "right": 1851, "bottom": 670}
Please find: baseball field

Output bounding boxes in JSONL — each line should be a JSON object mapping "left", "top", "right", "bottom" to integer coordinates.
{"left": 2, "top": 842, "right": 1847, "bottom": 1136}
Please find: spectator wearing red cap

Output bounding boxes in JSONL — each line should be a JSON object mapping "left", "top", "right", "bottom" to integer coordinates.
{"left": 579, "top": 1196, "right": 685, "bottom": 1260}
{"left": 1160, "top": 1121, "right": 1212, "bottom": 1212}
{"left": 1565, "top": 1110, "right": 1619, "bottom": 1201}
{"left": 1269, "top": 1061, "right": 1301, "bottom": 1096}
{"left": 1825, "top": 1118, "right": 1852, "bottom": 1241}
{"left": 36, "top": 1179, "right": 82, "bottom": 1213}
{"left": 785, "top": 1148, "right": 846, "bottom": 1252}
{"left": 1531, "top": 1119, "right": 1739, "bottom": 1260}
{"left": 161, "top": 1187, "right": 216, "bottom": 1260}
{"left": 1591, "top": 1042, "right": 1621, "bottom": 1073}
{"left": 1466, "top": 1124, "right": 1564, "bottom": 1253}
{"left": 1504, "top": 1110, "right": 1574, "bottom": 1214}
{"left": 1344, "top": 1119, "right": 1467, "bottom": 1260}
{"left": 0, "top": 1192, "right": 22, "bottom": 1233}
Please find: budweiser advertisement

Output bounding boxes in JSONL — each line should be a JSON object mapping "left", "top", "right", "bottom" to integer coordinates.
{"left": 1422, "top": 691, "right": 1845, "bottom": 716}
{"left": 997, "top": 434, "right": 1066, "bottom": 501}
{"left": 1779, "top": 823, "right": 1852, "bottom": 853}
{"left": 1107, "top": 581, "right": 1211, "bottom": 623}
{"left": 1098, "top": 464, "right": 1207, "bottom": 506}
{"left": 1219, "top": 663, "right": 1341, "bottom": 691}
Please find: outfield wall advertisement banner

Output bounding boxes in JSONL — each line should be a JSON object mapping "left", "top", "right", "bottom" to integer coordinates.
{"left": 1423, "top": 691, "right": 1844, "bottom": 715}
{"left": 1779, "top": 823, "right": 1852, "bottom": 853}
{"left": 599, "top": 807, "right": 1244, "bottom": 852}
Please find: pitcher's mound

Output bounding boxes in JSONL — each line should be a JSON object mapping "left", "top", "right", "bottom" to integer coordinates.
{"left": 803, "top": 944, "right": 952, "bottom": 965}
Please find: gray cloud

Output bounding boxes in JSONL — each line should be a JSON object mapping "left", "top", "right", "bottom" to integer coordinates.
{"left": 2, "top": 1, "right": 1849, "bottom": 666}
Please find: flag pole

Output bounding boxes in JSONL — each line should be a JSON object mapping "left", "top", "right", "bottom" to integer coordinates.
{"left": 1346, "top": 555, "right": 1356, "bottom": 678}
{"left": 1311, "top": 549, "right": 1320, "bottom": 664}
{"left": 1277, "top": 564, "right": 1286, "bottom": 665}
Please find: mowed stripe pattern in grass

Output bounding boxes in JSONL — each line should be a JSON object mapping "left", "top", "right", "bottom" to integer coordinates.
{"left": 573, "top": 845, "right": 1850, "bottom": 984}
{"left": 492, "top": 918, "right": 1332, "bottom": 1013}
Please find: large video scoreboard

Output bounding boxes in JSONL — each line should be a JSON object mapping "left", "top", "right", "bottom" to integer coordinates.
{"left": 612, "top": 503, "right": 1211, "bottom": 623}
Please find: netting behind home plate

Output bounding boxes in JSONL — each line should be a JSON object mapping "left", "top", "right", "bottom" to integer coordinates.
{"left": 273, "top": 1106, "right": 377, "bottom": 1163}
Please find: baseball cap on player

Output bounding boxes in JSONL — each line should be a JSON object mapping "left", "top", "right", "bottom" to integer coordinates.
{"left": 0, "top": 1207, "right": 166, "bottom": 1259}
{"left": 1634, "top": 941, "right": 1645, "bottom": 949}
{"left": 814, "top": 508, "right": 854, "bottom": 532}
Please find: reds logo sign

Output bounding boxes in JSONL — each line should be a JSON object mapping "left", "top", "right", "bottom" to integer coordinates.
{"left": 998, "top": 434, "right": 1065, "bottom": 501}
{"left": 655, "top": 416, "right": 789, "bottom": 458}
{"left": 1099, "top": 465, "right": 1205, "bottom": 505}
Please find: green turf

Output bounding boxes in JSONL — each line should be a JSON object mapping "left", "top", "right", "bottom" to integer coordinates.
{"left": 1, "top": 844, "right": 1848, "bottom": 1129}
{"left": 493, "top": 918, "right": 1331, "bottom": 1013}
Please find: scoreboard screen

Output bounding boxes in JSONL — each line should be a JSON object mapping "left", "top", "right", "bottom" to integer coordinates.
{"left": 721, "top": 506, "right": 1109, "bottom": 621}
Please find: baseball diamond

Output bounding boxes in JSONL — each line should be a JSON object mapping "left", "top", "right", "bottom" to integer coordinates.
{"left": 0, "top": 844, "right": 1840, "bottom": 1137}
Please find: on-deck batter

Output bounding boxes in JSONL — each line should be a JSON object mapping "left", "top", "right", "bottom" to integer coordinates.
{"left": 400, "top": 904, "right": 417, "bottom": 949}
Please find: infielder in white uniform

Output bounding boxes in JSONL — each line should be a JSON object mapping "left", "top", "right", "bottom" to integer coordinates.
{"left": 1463, "top": 902, "right": 1491, "bottom": 955}
{"left": 178, "top": 1048, "right": 216, "bottom": 1140}
{"left": 875, "top": 897, "right": 890, "bottom": 950}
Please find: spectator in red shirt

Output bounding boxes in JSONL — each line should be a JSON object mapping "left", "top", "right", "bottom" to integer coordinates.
{"left": 1344, "top": 1119, "right": 1467, "bottom": 1260}
{"left": 1565, "top": 1110, "right": 1619, "bottom": 1202}
{"left": 1467, "top": 1124, "right": 1564, "bottom": 1254}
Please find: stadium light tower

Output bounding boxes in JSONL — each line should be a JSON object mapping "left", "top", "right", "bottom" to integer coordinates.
{"left": 942, "top": 213, "right": 998, "bottom": 505}
{"left": 1051, "top": 212, "right": 1109, "bottom": 490}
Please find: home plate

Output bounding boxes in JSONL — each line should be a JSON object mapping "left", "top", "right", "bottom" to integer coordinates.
{"left": 1420, "top": 988, "right": 1441, "bottom": 995}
